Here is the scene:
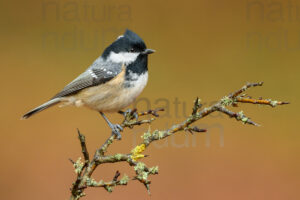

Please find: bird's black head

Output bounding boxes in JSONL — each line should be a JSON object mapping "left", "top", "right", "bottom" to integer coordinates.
{"left": 101, "top": 29, "right": 154, "bottom": 64}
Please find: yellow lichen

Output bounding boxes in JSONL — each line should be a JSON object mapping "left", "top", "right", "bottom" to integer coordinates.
{"left": 131, "top": 144, "right": 146, "bottom": 161}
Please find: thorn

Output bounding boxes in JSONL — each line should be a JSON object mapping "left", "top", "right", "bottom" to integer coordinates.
{"left": 185, "top": 126, "right": 207, "bottom": 134}
{"left": 192, "top": 126, "right": 207, "bottom": 132}
{"left": 145, "top": 183, "right": 151, "bottom": 195}
{"left": 150, "top": 108, "right": 164, "bottom": 117}
{"left": 248, "top": 120, "right": 261, "bottom": 127}
{"left": 113, "top": 170, "right": 121, "bottom": 181}
{"left": 192, "top": 97, "right": 202, "bottom": 115}
{"left": 77, "top": 128, "right": 82, "bottom": 137}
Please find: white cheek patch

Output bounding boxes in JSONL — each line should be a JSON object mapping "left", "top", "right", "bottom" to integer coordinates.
{"left": 108, "top": 52, "right": 139, "bottom": 65}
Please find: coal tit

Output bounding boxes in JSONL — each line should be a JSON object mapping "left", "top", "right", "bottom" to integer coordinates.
{"left": 22, "top": 29, "right": 155, "bottom": 139}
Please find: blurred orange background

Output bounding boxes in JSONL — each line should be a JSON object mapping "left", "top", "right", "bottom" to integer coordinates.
{"left": 1, "top": 0, "right": 299, "bottom": 199}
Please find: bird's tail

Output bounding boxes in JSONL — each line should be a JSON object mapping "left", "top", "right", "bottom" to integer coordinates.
{"left": 21, "top": 98, "right": 61, "bottom": 119}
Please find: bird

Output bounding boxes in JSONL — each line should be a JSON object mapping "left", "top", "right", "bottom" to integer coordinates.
{"left": 22, "top": 29, "right": 155, "bottom": 139}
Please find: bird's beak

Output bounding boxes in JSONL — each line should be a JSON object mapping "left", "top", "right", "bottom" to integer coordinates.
{"left": 142, "top": 49, "right": 155, "bottom": 55}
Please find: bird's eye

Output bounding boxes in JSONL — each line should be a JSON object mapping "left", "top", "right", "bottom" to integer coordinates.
{"left": 129, "top": 48, "right": 135, "bottom": 52}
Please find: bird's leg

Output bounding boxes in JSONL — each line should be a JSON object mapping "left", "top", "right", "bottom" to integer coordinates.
{"left": 99, "top": 112, "right": 123, "bottom": 140}
{"left": 118, "top": 109, "right": 139, "bottom": 121}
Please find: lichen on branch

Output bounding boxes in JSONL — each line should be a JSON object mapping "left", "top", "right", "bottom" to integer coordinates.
{"left": 69, "top": 82, "right": 289, "bottom": 200}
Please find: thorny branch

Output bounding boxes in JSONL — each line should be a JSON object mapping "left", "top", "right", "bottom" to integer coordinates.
{"left": 69, "top": 82, "right": 289, "bottom": 200}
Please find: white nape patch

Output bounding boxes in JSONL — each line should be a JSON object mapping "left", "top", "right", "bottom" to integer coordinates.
{"left": 116, "top": 35, "right": 124, "bottom": 40}
{"left": 88, "top": 69, "right": 97, "bottom": 79}
{"left": 108, "top": 51, "right": 139, "bottom": 65}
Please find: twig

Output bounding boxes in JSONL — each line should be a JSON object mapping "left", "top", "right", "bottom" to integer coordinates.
{"left": 69, "top": 108, "right": 163, "bottom": 199}
{"left": 69, "top": 82, "right": 288, "bottom": 200}
{"left": 138, "top": 108, "right": 165, "bottom": 117}
{"left": 236, "top": 97, "right": 289, "bottom": 107}
{"left": 77, "top": 129, "right": 89, "bottom": 164}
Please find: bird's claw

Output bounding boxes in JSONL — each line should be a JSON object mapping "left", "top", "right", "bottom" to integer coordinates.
{"left": 111, "top": 124, "right": 123, "bottom": 140}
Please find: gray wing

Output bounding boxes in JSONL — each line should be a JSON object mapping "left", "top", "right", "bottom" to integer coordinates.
{"left": 52, "top": 58, "right": 123, "bottom": 99}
